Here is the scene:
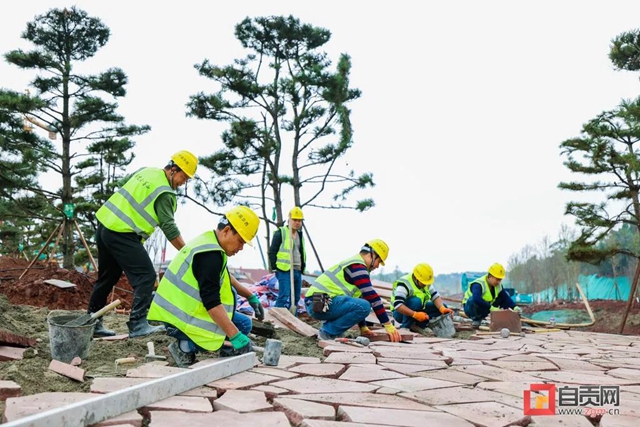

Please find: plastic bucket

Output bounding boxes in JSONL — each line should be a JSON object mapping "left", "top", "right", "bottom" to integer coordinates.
{"left": 428, "top": 314, "right": 456, "bottom": 338}
{"left": 47, "top": 312, "right": 97, "bottom": 363}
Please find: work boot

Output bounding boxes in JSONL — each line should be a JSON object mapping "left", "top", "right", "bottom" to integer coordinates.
{"left": 127, "top": 318, "right": 165, "bottom": 338}
{"left": 317, "top": 329, "right": 338, "bottom": 340}
{"left": 472, "top": 320, "right": 482, "bottom": 328}
{"left": 168, "top": 341, "right": 196, "bottom": 368}
{"left": 219, "top": 341, "right": 253, "bottom": 357}
{"left": 93, "top": 318, "right": 116, "bottom": 338}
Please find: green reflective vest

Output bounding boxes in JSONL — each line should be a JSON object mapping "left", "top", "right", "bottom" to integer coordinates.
{"left": 390, "top": 273, "right": 430, "bottom": 311}
{"left": 462, "top": 274, "right": 503, "bottom": 304}
{"left": 306, "top": 255, "right": 365, "bottom": 299}
{"left": 275, "top": 226, "right": 306, "bottom": 271}
{"left": 147, "top": 230, "right": 234, "bottom": 351}
{"left": 96, "top": 167, "right": 176, "bottom": 239}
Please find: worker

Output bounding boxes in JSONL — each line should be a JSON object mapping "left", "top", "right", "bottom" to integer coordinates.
{"left": 87, "top": 150, "right": 198, "bottom": 338}
{"left": 462, "top": 263, "right": 519, "bottom": 327}
{"left": 147, "top": 206, "right": 260, "bottom": 367}
{"left": 304, "top": 239, "right": 402, "bottom": 342}
{"left": 391, "top": 263, "right": 454, "bottom": 330}
{"left": 268, "top": 206, "right": 306, "bottom": 312}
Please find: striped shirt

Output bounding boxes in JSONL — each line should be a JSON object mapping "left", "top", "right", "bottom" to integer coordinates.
{"left": 344, "top": 263, "right": 390, "bottom": 326}
{"left": 393, "top": 284, "right": 439, "bottom": 309}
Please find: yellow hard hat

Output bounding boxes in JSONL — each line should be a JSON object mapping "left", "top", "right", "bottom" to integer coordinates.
{"left": 413, "top": 263, "right": 434, "bottom": 286}
{"left": 366, "top": 239, "right": 389, "bottom": 265}
{"left": 171, "top": 150, "right": 198, "bottom": 178}
{"left": 488, "top": 263, "right": 506, "bottom": 279}
{"left": 289, "top": 207, "right": 304, "bottom": 220}
{"left": 225, "top": 206, "right": 260, "bottom": 246}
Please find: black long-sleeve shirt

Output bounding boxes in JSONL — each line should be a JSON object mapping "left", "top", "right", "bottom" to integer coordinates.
{"left": 268, "top": 227, "right": 306, "bottom": 272}
{"left": 192, "top": 250, "right": 225, "bottom": 311}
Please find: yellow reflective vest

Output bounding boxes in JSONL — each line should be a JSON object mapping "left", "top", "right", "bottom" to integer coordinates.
{"left": 306, "top": 255, "right": 365, "bottom": 299}
{"left": 462, "top": 274, "right": 503, "bottom": 304}
{"left": 390, "top": 273, "right": 430, "bottom": 311}
{"left": 96, "top": 167, "right": 176, "bottom": 239}
{"left": 147, "top": 230, "right": 234, "bottom": 351}
{"left": 275, "top": 226, "right": 306, "bottom": 271}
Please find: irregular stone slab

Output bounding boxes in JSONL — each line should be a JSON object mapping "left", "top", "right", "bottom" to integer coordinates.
{"left": 376, "top": 387, "right": 400, "bottom": 394}
{"left": 338, "top": 405, "right": 474, "bottom": 427}
{"left": 530, "top": 415, "right": 599, "bottom": 426}
{"left": 251, "top": 367, "right": 299, "bottom": 378}
{"left": 449, "top": 358, "right": 483, "bottom": 366}
{"left": 452, "top": 365, "right": 541, "bottom": 382}
{"left": 208, "top": 371, "right": 280, "bottom": 390}
{"left": 483, "top": 360, "right": 559, "bottom": 372}
{"left": 143, "top": 396, "right": 212, "bottom": 412}
{"left": 0, "top": 346, "right": 27, "bottom": 361}
{"left": 289, "top": 363, "right": 345, "bottom": 377}
{"left": 323, "top": 345, "right": 373, "bottom": 355}
{"left": 91, "top": 377, "right": 150, "bottom": 393}
{"left": 339, "top": 366, "right": 407, "bottom": 382}
{"left": 376, "top": 357, "right": 449, "bottom": 368}
{"left": 350, "top": 363, "right": 387, "bottom": 370}
{"left": 441, "top": 349, "right": 507, "bottom": 360}
{"left": 476, "top": 381, "right": 538, "bottom": 398}
{"left": 272, "top": 376, "right": 379, "bottom": 393}
{"left": 148, "top": 410, "right": 289, "bottom": 426}
{"left": 251, "top": 385, "right": 290, "bottom": 395}
{"left": 414, "top": 369, "right": 487, "bottom": 385}
{"left": 530, "top": 370, "right": 639, "bottom": 385}
{"left": 538, "top": 356, "right": 606, "bottom": 371}
{"left": 300, "top": 421, "right": 381, "bottom": 427}
{"left": 370, "top": 377, "right": 458, "bottom": 392}
{"left": 0, "top": 380, "right": 21, "bottom": 401}
{"left": 497, "top": 354, "right": 548, "bottom": 362}
{"left": 593, "top": 415, "right": 640, "bottom": 427}
{"left": 276, "top": 355, "right": 322, "bottom": 368}
{"left": 324, "top": 352, "right": 377, "bottom": 364}
{"left": 212, "top": 389, "right": 271, "bottom": 412}
{"left": 273, "top": 397, "right": 335, "bottom": 424}
{"left": 606, "top": 367, "right": 640, "bottom": 381}
{"left": 285, "top": 392, "right": 436, "bottom": 411}
{"left": 435, "top": 401, "right": 527, "bottom": 426}
{"left": 374, "top": 349, "right": 451, "bottom": 361}
{"left": 378, "top": 363, "right": 442, "bottom": 375}
{"left": 126, "top": 364, "right": 186, "bottom": 378}
{"left": 401, "top": 386, "right": 523, "bottom": 408}
{"left": 3, "top": 392, "right": 142, "bottom": 426}
{"left": 179, "top": 386, "right": 218, "bottom": 399}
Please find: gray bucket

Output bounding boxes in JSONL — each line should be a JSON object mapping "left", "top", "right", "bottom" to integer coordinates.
{"left": 428, "top": 314, "right": 456, "bottom": 338}
{"left": 47, "top": 312, "right": 97, "bottom": 363}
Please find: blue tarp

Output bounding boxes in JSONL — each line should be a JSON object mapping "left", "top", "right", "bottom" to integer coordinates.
{"left": 528, "top": 274, "right": 631, "bottom": 303}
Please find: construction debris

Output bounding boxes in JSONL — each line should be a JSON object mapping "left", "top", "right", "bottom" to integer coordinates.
{"left": 0, "top": 330, "right": 37, "bottom": 348}
{"left": 48, "top": 359, "right": 85, "bottom": 382}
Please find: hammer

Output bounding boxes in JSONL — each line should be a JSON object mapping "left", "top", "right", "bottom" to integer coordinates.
{"left": 335, "top": 336, "right": 370, "bottom": 347}
{"left": 145, "top": 341, "right": 167, "bottom": 362}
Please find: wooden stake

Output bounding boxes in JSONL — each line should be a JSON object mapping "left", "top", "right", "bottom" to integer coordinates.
{"left": 288, "top": 220, "right": 296, "bottom": 315}
{"left": 19, "top": 221, "right": 63, "bottom": 280}
{"left": 619, "top": 262, "right": 640, "bottom": 334}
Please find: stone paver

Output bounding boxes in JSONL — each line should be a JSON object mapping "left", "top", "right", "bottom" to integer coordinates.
{"left": 323, "top": 352, "right": 377, "bottom": 364}
{"left": 338, "top": 405, "right": 474, "bottom": 427}
{"left": 178, "top": 386, "right": 218, "bottom": 399}
{"left": 483, "top": 360, "right": 559, "bottom": 372}
{"left": 529, "top": 415, "right": 596, "bottom": 426}
{"left": 148, "top": 410, "right": 289, "bottom": 426}
{"left": 606, "top": 367, "right": 640, "bottom": 381}
{"left": 0, "top": 380, "right": 21, "bottom": 401}
{"left": 125, "top": 364, "right": 186, "bottom": 378}
{"left": 250, "top": 367, "right": 299, "bottom": 378}
{"left": 212, "top": 389, "right": 271, "bottom": 412}
{"left": 288, "top": 363, "right": 345, "bottom": 376}
{"left": 537, "top": 355, "right": 606, "bottom": 371}
{"left": 143, "top": 396, "right": 212, "bottom": 412}
{"left": 373, "top": 348, "right": 451, "bottom": 361}
{"left": 401, "top": 386, "right": 523, "bottom": 408}
{"left": 339, "top": 366, "right": 407, "bottom": 382}
{"left": 300, "top": 421, "right": 381, "bottom": 427}
{"left": 207, "top": 371, "right": 280, "bottom": 389}
{"left": 375, "top": 387, "right": 400, "bottom": 394}
{"left": 435, "top": 401, "right": 528, "bottom": 426}
{"left": 441, "top": 349, "right": 508, "bottom": 360}
{"left": 272, "top": 376, "right": 380, "bottom": 393}
{"left": 376, "top": 357, "right": 449, "bottom": 368}
{"left": 322, "top": 345, "right": 373, "bottom": 355}
{"left": 370, "top": 377, "right": 458, "bottom": 392}
{"left": 596, "top": 415, "right": 640, "bottom": 427}
{"left": 476, "top": 381, "right": 537, "bottom": 398}
{"left": 448, "top": 358, "right": 483, "bottom": 366}
{"left": 285, "top": 392, "right": 436, "bottom": 411}
{"left": 273, "top": 397, "right": 335, "bottom": 423}
{"left": 251, "top": 385, "right": 290, "bottom": 395}
{"left": 275, "top": 355, "right": 322, "bottom": 368}
{"left": 90, "top": 377, "right": 150, "bottom": 393}
{"left": 0, "top": 346, "right": 27, "bottom": 361}
{"left": 530, "top": 370, "right": 639, "bottom": 385}
{"left": 452, "top": 364, "right": 541, "bottom": 382}
{"left": 378, "top": 363, "right": 443, "bottom": 375}
{"left": 413, "top": 368, "right": 487, "bottom": 385}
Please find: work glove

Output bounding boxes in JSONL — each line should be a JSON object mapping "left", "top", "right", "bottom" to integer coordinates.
{"left": 359, "top": 326, "right": 376, "bottom": 337}
{"left": 411, "top": 311, "right": 429, "bottom": 323}
{"left": 229, "top": 332, "right": 252, "bottom": 351}
{"left": 384, "top": 323, "right": 402, "bottom": 342}
{"left": 510, "top": 306, "right": 522, "bottom": 317}
{"left": 248, "top": 294, "right": 265, "bottom": 321}
{"left": 439, "top": 306, "right": 454, "bottom": 317}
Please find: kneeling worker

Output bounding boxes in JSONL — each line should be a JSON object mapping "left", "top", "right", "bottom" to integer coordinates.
{"left": 391, "top": 263, "right": 454, "bottom": 330}
{"left": 462, "top": 263, "right": 518, "bottom": 327}
{"left": 147, "top": 206, "right": 260, "bottom": 367}
{"left": 304, "top": 239, "right": 402, "bottom": 342}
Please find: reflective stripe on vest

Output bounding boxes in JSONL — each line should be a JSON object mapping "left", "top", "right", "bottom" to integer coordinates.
{"left": 96, "top": 168, "right": 175, "bottom": 239}
{"left": 306, "top": 255, "right": 364, "bottom": 298}
{"left": 275, "top": 226, "right": 306, "bottom": 271}
{"left": 147, "top": 231, "right": 234, "bottom": 351}
{"left": 462, "top": 274, "right": 503, "bottom": 304}
{"left": 391, "top": 273, "right": 430, "bottom": 310}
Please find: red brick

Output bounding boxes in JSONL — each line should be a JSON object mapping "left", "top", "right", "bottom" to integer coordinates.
{"left": 0, "top": 380, "right": 21, "bottom": 401}
{"left": 0, "top": 346, "right": 26, "bottom": 361}
{"left": 49, "top": 359, "right": 85, "bottom": 382}
{"left": 0, "top": 330, "right": 36, "bottom": 347}
{"left": 489, "top": 310, "right": 522, "bottom": 332}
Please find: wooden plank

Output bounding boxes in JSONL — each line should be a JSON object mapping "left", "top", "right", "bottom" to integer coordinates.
{"left": 1, "top": 353, "right": 255, "bottom": 427}
{"left": 43, "top": 279, "right": 76, "bottom": 289}
{"left": 269, "top": 308, "right": 318, "bottom": 337}
{"left": 0, "top": 330, "right": 37, "bottom": 348}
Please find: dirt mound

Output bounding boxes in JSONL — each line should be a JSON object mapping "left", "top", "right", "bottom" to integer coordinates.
{"left": 0, "top": 256, "right": 133, "bottom": 310}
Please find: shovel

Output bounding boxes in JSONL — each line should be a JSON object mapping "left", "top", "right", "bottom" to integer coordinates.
{"left": 63, "top": 300, "right": 122, "bottom": 327}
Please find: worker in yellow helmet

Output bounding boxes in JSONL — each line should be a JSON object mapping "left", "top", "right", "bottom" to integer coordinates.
{"left": 391, "top": 263, "right": 454, "bottom": 331}
{"left": 305, "top": 239, "right": 402, "bottom": 342}
{"left": 462, "top": 263, "right": 518, "bottom": 327}
{"left": 88, "top": 150, "right": 198, "bottom": 339}
{"left": 148, "top": 206, "right": 260, "bottom": 367}
{"left": 268, "top": 207, "right": 307, "bottom": 312}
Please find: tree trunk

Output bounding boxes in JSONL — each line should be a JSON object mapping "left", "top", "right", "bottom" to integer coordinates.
{"left": 618, "top": 258, "right": 640, "bottom": 334}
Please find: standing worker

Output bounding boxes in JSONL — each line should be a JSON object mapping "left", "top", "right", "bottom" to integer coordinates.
{"left": 87, "top": 151, "right": 198, "bottom": 338}
{"left": 147, "top": 206, "right": 259, "bottom": 367}
{"left": 269, "top": 207, "right": 306, "bottom": 312}
{"left": 304, "top": 239, "right": 402, "bottom": 342}
{"left": 462, "top": 263, "right": 519, "bottom": 327}
{"left": 391, "top": 263, "right": 454, "bottom": 330}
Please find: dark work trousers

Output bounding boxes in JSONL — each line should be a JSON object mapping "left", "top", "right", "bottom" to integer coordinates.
{"left": 87, "top": 223, "right": 157, "bottom": 321}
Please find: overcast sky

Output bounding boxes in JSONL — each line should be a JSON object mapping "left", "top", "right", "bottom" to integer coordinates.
{"left": 3, "top": 1, "right": 640, "bottom": 276}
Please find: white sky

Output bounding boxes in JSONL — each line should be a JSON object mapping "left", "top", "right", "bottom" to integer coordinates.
{"left": 3, "top": 1, "right": 640, "bottom": 275}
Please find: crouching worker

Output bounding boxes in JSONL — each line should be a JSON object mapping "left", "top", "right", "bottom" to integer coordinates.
{"left": 391, "top": 263, "right": 454, "bottom": 330}
{"left": 147, "top": 206, "right": 260, "bottom": 367}
{"left": 462, "top": 263, "right": 518, "bottom": 328}
{"left": 304, "top": 239, "right": 402, "bottom": 342}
